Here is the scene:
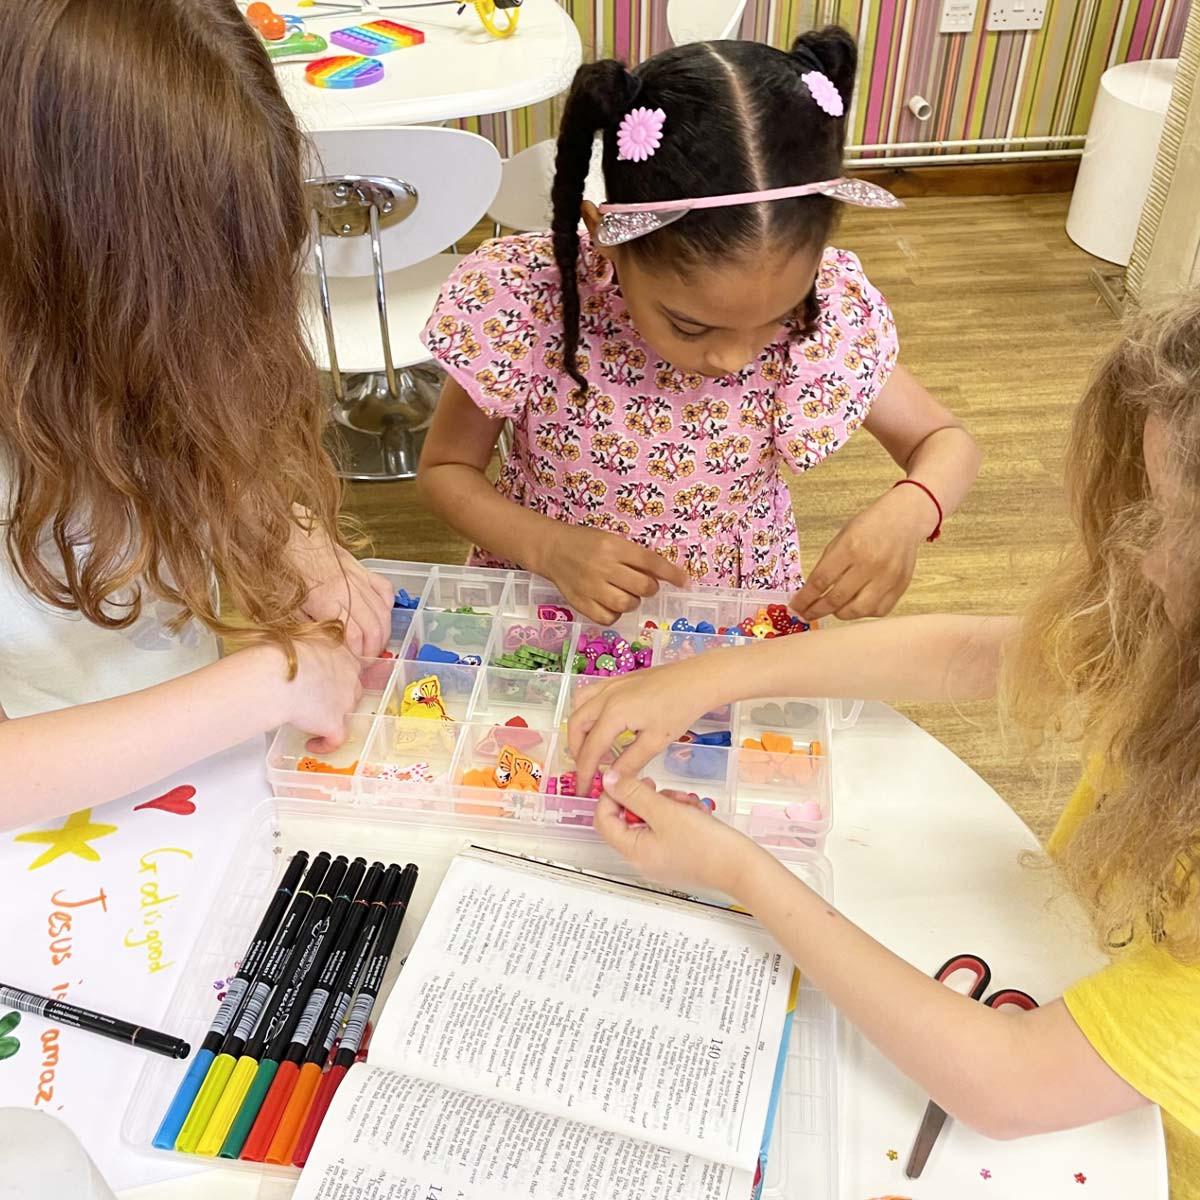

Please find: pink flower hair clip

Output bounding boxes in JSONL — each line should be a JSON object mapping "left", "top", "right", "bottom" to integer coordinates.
{"left": 802, "top": 70, "right": 844, "bottom": 118}
{"left": 617, "top": 106, "right": 666, "bottom": 163}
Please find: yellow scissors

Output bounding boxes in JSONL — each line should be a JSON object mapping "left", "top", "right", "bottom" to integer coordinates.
{"left": 377, "top": 0, "right": 520, "bottom": 38}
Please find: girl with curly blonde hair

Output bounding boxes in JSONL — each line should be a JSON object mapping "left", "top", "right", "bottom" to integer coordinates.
{"left": 571, "top": 294, "right": 1200, "bottom": 1195}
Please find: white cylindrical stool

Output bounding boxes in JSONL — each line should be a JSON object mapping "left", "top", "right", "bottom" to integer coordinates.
{"left": 0, "top": 1108, "right": 117, "bottom": 1200}
{"left": 1067, "top": 58, "right": 1178, "bottom": 264}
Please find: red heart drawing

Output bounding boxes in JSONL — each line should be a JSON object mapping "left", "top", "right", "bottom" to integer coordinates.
{"left": 134, "top": 785, "right": 197, "bottom": 816}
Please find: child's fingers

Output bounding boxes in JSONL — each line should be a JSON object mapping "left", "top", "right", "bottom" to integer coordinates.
{"left": 612, "top": 730, "right": 670, "bottom": 781}
{"left": 368, "top": 569, "right": 395, "bottom": 608}
{"left": 306, "top": 724, "right": 347, "bottom": 754}
{"left": 341, "top": 614, "right": 366, "bottom": 657}
{"left": 807, "top": 566, "right": 870, "bottom": 621}
{"left": 625, "top": 543, "right": 688, "bottom": 588}
{"left": 833, "top": 578, "right": 892, "bottom": 621}
{"left": 602, "top": 770, "right": 666, "bottom": 823}
{"left": 572, "top": 707, "right": 633, "bottom": 787}
{"left": 592, "top": 792, "right": 640, "bottom": 852}
{"left": 576, "top": 594, "right": 623, "bottom": 626}
{"left": 791, "top": 558, "right": 848, "bottom": 619}
{"left": 609, "top": 562, "right": 663, "bottom": 600}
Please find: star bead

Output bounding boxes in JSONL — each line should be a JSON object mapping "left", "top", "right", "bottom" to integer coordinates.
{"left": 980, "top": 1168, "right": 992, "bottom": 1180}
{"left": 1074, "top": 1174, "right": 1087, "bottom": 1185}
{"left": 885, "top": 1149, "right": 898, "bottom": 1162}
{"left": 15, "top": 808, "right": 119, "bottom": 871}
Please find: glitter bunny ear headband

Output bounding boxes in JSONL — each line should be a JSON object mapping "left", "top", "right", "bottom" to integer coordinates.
{"left": 596, "top": 177, "right": 904, "bottom": 247}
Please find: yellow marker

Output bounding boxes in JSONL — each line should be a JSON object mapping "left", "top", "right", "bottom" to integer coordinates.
{"left": 195, "top": 1056, "right": 258, "bottom": 1156}
{"left": 174, "top": 1053, "right": 237, "bottom": 1153}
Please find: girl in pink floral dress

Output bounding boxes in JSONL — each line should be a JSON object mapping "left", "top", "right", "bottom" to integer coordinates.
{"left": 419, "top": 28, "right": 979, "bottom": 626}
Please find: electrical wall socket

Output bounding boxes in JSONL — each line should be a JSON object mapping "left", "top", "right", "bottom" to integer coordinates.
{"left": 986, "top": 0, "right": 1046, "bottom": 31}
{"left": 940, "top": 1, "right": 978, "bottom": 34}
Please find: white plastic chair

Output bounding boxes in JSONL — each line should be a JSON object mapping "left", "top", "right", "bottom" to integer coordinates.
{"left": 666, "top": 0, "right": 747, "bottom": 43}
{"left": 303, "top": 126, "right": 501, "bottom": 480}
{"left": 486, "top": 137, "right": 605, "bottom": 235}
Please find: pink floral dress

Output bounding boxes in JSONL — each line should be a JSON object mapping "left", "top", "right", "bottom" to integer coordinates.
{"left": 422, "top": 232, "right": 898, "bottom": 589}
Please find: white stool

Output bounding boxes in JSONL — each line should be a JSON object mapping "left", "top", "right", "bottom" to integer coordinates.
{"left": 1066, "top": 58, "right": 1178, "bottom": 265}
{"left": 303, "top": 127, "right": 501, "bottom": 480}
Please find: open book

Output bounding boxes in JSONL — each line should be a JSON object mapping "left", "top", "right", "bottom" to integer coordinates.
{"left": 295, "top": 847, "right": 796, "bottom": 1200}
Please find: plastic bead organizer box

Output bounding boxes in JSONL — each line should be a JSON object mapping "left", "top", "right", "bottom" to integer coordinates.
{"left": 268, "top": 560, "right": 857, "bottom": 852}
{"left": 122, "top": 560, "right": 845, "bottom": 1199}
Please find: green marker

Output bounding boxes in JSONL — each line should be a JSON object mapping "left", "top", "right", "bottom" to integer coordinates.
{"left": 215, "top": 857, "right": 362, "bottom": 1158}
{"left": 174, "top": 852, "right": 331, "bottom": 1153}
{"left": 193, "top": 856, "right": 349, "bottom": 1156}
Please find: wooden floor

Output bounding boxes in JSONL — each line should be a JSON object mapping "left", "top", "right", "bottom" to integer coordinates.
{"left": 343, "top": 193, "right": 1118, "bottom": 840}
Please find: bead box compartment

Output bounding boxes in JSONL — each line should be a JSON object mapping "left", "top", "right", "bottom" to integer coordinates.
{"left": 265, "top": 560, "right": 855, "bottom": 853}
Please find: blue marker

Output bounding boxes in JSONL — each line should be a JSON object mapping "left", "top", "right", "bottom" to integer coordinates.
{"left": 152, "top": 851, "right": 310, "bottom": 1150}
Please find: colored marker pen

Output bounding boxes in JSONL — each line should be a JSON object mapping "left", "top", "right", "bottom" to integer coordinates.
{"left": 193, "top": 855, "right": 350, "bottom": 1157}
{"left": 266, "top": 864, "right": 401, "bottom": 1165}
{"left": 292, "top": 862, "right": 419, "bottom": 1167}
{"left": 154, "top": 850, "right": 309, "bottom": 1151}
{"left": 0, "top": 984, "right": 189, "bottom": 1059}
{"left": 251, "top": 862, "right": 389, "bottom": 1163}
{"left": 174, "top": 851, "right": 333, "bottom": 1154}
{"left": 220, "top": 856, "right": 367, "bottom": 1159}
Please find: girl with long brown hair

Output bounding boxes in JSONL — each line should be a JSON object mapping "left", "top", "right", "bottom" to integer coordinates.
{"left": 0, "top": 0, "right": 391, "bottom": 829}
{"left": 570, "top": 295, "right": 1200, "bottom": 1194}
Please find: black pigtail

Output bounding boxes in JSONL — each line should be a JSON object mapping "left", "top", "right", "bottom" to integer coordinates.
{"left": 551, "top": 60, "right": 637, "bottom": 393}
{"left": 790, "top": 26, "right": 858, "bottom": 118}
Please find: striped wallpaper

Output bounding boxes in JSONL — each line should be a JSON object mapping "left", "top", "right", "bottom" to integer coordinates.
{"left": 460, "top": 0, "right": 1190, "bottom": 159}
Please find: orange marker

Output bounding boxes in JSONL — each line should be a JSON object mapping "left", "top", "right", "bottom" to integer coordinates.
{"left": 292, "top": 866, "right": 418, "bottom": 1166}
{"left": 239, "top": 862, "right": 387, "bottom": 1160}
{"left": 265, "top": 1057, "right": 324, "bottom": 1163}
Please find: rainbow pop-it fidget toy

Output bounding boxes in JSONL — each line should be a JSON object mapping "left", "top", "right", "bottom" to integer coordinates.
{"left": 304, "top": 54, "right": 385, "bottom": 89}
{"left": 330, "top": 19, "right": 425, "bottom": 55}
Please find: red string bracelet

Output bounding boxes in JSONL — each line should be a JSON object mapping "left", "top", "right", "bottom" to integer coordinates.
{"left": 893, "top": 478, "right": 943, "bottom": 542}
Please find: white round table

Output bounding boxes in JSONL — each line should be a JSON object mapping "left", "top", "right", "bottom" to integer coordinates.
{"left": 116, "top": 703, "right": 1166, "bottom": 1200}
{"left": 267, "top": 0, "right": 582, "bottom": 131}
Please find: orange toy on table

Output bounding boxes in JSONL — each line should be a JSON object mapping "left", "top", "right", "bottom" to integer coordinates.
{"left": 246, "top": 2, "right": 287, "bottom": 40}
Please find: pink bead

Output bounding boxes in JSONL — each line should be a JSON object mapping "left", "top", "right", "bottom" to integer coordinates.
{"left": 785, "top": 800, "right": 824, "bottom": 822}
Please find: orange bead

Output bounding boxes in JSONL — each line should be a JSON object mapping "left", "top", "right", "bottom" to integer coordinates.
{"left": 760, "top": 731, "right": 794, "bottom": 755}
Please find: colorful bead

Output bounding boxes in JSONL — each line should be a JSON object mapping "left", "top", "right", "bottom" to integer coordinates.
{"left": 394, "top": 588, "right": 420, "bottom": 609}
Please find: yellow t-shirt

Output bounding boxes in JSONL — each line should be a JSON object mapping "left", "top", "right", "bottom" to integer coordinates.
{"left": 1049, "top": 772, "right": 1200, "bottom": 1199}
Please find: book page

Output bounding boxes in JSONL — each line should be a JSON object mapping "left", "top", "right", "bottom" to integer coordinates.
{"left": 371, "top": 853, "right": 793, "bottom": 1170}
{"left": 294, "top": 1065, "right": 751, "bottom": 1200}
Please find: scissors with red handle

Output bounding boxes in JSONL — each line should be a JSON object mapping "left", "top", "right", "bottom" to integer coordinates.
{"left": 904, "top": 953, "right": 1037, "bottom": 1180}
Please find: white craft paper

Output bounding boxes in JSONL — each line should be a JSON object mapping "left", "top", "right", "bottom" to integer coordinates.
{"left": 0, "top": 737, "right": 269, "bottom": 1192}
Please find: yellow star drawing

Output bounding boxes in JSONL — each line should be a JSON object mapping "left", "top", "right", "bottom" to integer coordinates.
{"left": 14, "top": 809, "right": 118, "bottom": 870}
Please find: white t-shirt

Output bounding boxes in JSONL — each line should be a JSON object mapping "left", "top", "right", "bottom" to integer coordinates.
{"left": 0, "top": 471, "right": 219, "bottom": 718}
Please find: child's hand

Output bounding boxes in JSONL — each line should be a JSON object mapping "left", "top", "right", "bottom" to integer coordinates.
{"left": 792, "top": 486, "right": 931, "bottom": 621}
{"left": 286, "top": 517, "right": 394, "bottom": 656}
{"left": 593, "top": 772, "right": 763, "bottom": 898}
{"left": 539, "top": 524, "right": 687, "bottom": 625}
{"left": 568, "top": 657, "right": 726, "bottom": 787}
{"left": 259, "top": 639, "right": 364, "bottom": 752}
